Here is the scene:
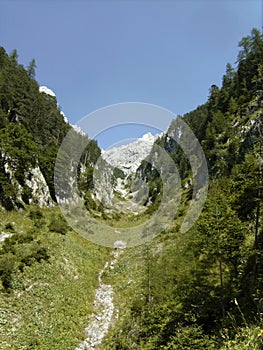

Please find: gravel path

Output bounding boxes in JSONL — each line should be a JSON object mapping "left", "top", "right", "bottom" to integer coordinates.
{"left": 75, "top": 241, "right": 126, "bottom": 349}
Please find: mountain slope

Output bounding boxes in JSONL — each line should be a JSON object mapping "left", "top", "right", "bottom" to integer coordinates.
{"left": 0, "top": 47, "right": 100, "bottom": 209}
{"left": 0, "top": 28, "right": 263, "bottom": 350}
{"left": 89, "top": 132, "right": 158, "bottom": 218}
{"left": 102, "top": 132, "right": 157, "bottom": 175}
{"left": 100, "top": 28, "right": 263, "bottom": 350}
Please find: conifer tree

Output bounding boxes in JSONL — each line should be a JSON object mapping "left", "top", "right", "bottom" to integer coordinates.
{"left": 27, "top": 58, "right": 36, "bottom": 79}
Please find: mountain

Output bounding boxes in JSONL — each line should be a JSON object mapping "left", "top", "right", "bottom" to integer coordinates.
{"left": 102, "top": 132, "right": 158, "bottom": 175}
{"left": 103, "top": 28, "right": 263, "bottom": 349}
{"left": 0, "top": 49, "right": 100, "bottom": 210}
{"left": 0, "top": 46, "right": 157, "bottom": 214}
{"left": 91, "top": 132, "right": 158, "bottom": 212}
{"left": 0, "top": 28, "right": 263, "bottom": 350}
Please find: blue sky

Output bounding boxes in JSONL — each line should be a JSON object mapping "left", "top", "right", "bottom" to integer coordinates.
{"left": 0, "top": 0, "right": 262, "bottom": 149}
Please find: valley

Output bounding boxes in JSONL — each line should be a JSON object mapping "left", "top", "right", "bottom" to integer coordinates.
{"left": 0, "top": 28, "right": 263, "bottom": 349}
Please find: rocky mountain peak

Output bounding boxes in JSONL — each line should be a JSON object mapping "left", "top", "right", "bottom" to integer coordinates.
{"left": 101, "top": 132, "right": 158, "bottom": 176}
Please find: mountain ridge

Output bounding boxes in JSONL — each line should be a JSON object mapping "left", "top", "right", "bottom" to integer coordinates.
{"left": 101, "top": 132, "right": 158, "bottom": 175}
{"left": 0, "top": 28, "right": 263, "bottom": 350}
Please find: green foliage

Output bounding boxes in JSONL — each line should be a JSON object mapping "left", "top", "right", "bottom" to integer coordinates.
{"left": 0, "top": 254, "right": 15, "bottom": 291}
{"left": 29, "top": 208, "right": 43, "bottom": 221}
{"left": 20, "top": 245, "right": 49, "bottom": 267}
{"left": 163, "top": 325, "right": 217, "bottom": 349}
{"left": 113, "top": 167, "right": 126, "bottom": 179}
{"left": 0, "top": 124, "right": 39, "bottom": 174}
{"left": 0, "top": 46, "right": 94, "bottom": 209}
{"left": 0, "top": 45, "right": 101, "bottom": 211}
{"left": 0, "top": 208, "right": 111, "bottom": 349}
{"left": 27, "top": 58, "right": 36, "bottom": 79}
{"left": 4, "top": 222, "right": 15, "bottom": 232}
{"left": 29, "top": 208, "right": 46, "bottom": 228}
{"left": 80, "top": 139, "right": 101, "bottom": 166}
{"left": 78, "top": 164, "right": 95, "bottom": 193}
{"left": 231, "top": 150, "right": 262, "bottom": 220}
{"left": 84, "top": 191, "right": 97, "bottom": 210}
{"left": 0, "top": 231, "right": 49, "bottom": 292}
{"left": 48, "top": 214, "right": 68, "bottom": 235}
{"left": 0, "top": 29, "right": 263, "bottom": 349}
{"left": 136, "top": 160, "right": 163, "bottom": 211}
{"left": 219, "top": 323, "right": 263, "bottom": 350}
{"left": 102, "top": 28, "right": 263, "bottom": 350}
{"left": 1, "top": 233, "right": 34, "bottom": 254}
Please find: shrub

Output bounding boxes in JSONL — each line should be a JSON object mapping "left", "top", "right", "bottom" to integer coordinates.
{"left": 21, "top": 185, "right": 33, "bottom": 204}
{"left": 29, "top": 208, "right": 45, "bottom": 228}
{"left": 0, "top": 255, "right": 15, "bottom": 291}
{"left": 48, "top": 215, "right": 68, "bottom": 235}
{"left": 164, "top": 325, "right": 217, "bottom": 349}
{"left": 4, "top": 222, "right": 15, "bottom": 232}
{"left": 29, "top": 208, "right": 43, "bottom": 221}
{"left": 21, "top": 246, "right": 49, "bottom": 266}
{"left": 33, "top": 247, "right": 49, "bottom": 262}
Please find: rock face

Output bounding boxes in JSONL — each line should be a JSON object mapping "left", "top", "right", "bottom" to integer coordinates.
{"left": 102, "top": 132, "right": 157, "bottom": 176}
{"left": 39, "top": 85, "right": 56, "bottom": 97}
{"left": 25, "top": 166, "right": 53, "bottom": 207}
{"left": 3, "top": 155, "right": 53, "bottom": 208}
{"left": 92, "top": 133, "right": 158, "bottom": 210}
{"left": 75, "top": 241, "right": 126, "bottom": 350}
{"left": 92, "top": 158, "right": 115, "bottom": 207}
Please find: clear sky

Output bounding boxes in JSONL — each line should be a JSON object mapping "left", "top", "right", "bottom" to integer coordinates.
{"left": 0, "top": 0, "right": 262, "bottom": 149}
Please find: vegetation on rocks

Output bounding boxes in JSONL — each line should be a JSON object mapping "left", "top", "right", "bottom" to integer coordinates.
{"left": 0, "top": 28, "right": 263, "bottom": 349}
{"left": 102, "top": 28, "right": 263, "bottom": 349}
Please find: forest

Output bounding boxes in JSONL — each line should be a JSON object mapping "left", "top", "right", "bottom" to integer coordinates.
{"left": 105, "top": 28, "right": 263, "bottom": 349}
{"left": 0, "top": 28, "right": 262, "bottom": 349}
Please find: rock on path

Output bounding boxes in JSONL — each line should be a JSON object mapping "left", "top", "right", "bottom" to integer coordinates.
{"left": 0, "top": 232, "right": 12, "bottom": 243}
{"left": 75, "top": 241, "right": 126, "bottom": 349}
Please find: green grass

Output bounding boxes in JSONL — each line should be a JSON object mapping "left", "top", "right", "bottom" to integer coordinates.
{"left": 0, "top": 207, "right": 111, "bottom": 350}
{"left": 1, "top": 206, "right": 262, "bottom": 350}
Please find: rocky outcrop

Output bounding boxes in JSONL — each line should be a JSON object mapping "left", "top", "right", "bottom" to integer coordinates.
{"left": 102, "top": 132, "right": 157, "bottom": 176}
{"left": 3, "top": 158, "right": 53, "bottom": 208}
{"left": 25, "top": 166, "right": 53, "bottom": 207}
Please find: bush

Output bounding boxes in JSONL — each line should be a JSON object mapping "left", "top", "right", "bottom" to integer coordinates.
{"left": 164, "top": 325, "right": 217, "bottom": 349}
{"left": 1, "top": 233, "right": 34, "bottom": 254}
{"left": 33, "top": 247, "right": 49, "bottom": 262}
{"left": 48, "top": 215, "right": 68, "bottom": 235}
{"left": 4, "top": 222, "right": 15, "bottom": 232}
{"left": 21, "top": 185, "right": 33, "bottom": 204}
{"left": 0, "top": 255, "right": 15, "bottom": 291}
{"left": 21, "top": 246, "right": 49, "bottom": 267}
{"left": 29, "top": 208, "right": 45, "bottom": 228}
{"left": 219, "top": 325, "right": 263, "bottom": 350}
{"left": 29, "top": 208, "right": 43, "bottom": 221}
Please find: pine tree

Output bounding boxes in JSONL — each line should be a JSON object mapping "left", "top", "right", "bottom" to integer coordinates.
{"left": 27, "top": 58, "right": 36, "bottom": 79}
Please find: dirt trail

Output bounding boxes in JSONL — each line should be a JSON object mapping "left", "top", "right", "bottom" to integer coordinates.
{"left": 75, "top": 241, "right": 126, "bottom": 349}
